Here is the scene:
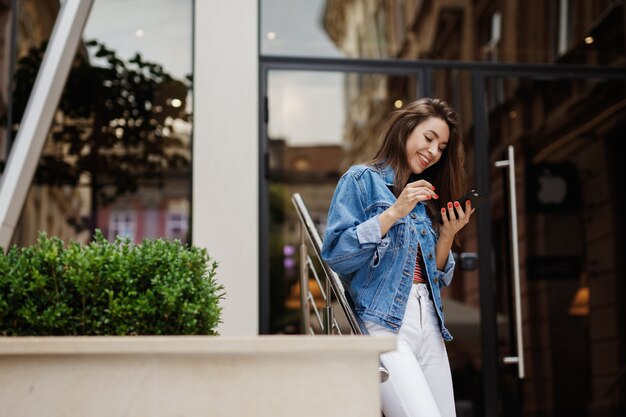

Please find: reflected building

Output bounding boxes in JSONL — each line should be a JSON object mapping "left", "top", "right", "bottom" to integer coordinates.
{"left": 1, "top": 1, "right": 193, "bottom": 246}
{"left": 323, "top": 0, "right": 625, "bottom": 162}
{"left": 319, "top": 0, "right": 625, "bottom": 415}
{"left": 269, "top": 137, "right": 343, "bottom": 244}
{"left": 0, "top": 0, "right": 87, "bottom": 246}
{"left": 92, "top": 76, "right": 192, "bottom": 244}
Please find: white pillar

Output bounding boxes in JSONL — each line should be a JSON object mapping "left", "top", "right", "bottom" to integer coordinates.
{"left": 193, "top": 1, "right": 259, "bottom": 335}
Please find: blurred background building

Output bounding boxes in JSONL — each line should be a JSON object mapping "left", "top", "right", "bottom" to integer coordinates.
{"left": 0, "top": 1, "right": 624, "bottom": 416}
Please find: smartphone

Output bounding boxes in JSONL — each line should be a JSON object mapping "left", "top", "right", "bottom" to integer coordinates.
{"left": 433, "top": 189, "right": 488, "bottom": 224}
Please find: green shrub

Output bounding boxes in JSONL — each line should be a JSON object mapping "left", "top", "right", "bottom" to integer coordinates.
{"left": 0, "top": 230, "right": 224, "bottom": 336}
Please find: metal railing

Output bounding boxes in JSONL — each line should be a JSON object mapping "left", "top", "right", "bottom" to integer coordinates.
{"left": 291, "top": 193, "right": 389, "bottom": 382}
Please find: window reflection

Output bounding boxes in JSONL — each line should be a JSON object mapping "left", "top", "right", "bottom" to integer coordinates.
{"left": 109, "top": 210, "right": 136, "bottom": 240}
{"left": 262, "top": 0, "right": 342, "bottom": 58}
{"left": 2, "top": 0, "right": 193, "bottom": 246}
{"left": 261, "top": 0, "right": 625, "bottom": 66}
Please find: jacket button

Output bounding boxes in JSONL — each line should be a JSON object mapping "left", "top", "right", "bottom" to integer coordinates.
{"left": 427, "top": 253, "right": 433, "bottom": 260}
{"left": 434, "top": 277, "right": 439, "bottom": 283}
{"left": 410, "top": 213, "right": 417, "bottom": 219}
{"left": 421, "top": 229, "right": 427, "bottom": 236}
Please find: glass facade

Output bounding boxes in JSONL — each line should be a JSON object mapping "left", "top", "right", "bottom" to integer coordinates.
{"left": 261, "top": 0, "right": 342, "bottom": 58}
{"left": 484, "top": 76, "right": 626, "bottom": 416}
{"left": 1, "top": 0, "right": 193, "bottom": 246}
{"left": 261, "top": 0, "right": 626, "bottom": 415}
{"left": 261, "top": 0, "right": 624, "bottom": 66}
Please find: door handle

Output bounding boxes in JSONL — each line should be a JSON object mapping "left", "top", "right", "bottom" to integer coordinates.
{"left": 495, "top": 145, "right": 525, "bottom": 379}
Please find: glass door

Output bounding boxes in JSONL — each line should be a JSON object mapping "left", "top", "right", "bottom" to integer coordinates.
{"left": 486, "top": 76, "right": 626, "bottom": 417}
{"left": 261, "top": 63, "right": 626, "bottom": 417}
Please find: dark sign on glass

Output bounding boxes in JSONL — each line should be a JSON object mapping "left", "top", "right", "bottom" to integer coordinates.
{"left": 527, "top": 256, "right": 582, "bottom": 280}
{"left": 526, "top": 163, "right": 581, "bottom": 213}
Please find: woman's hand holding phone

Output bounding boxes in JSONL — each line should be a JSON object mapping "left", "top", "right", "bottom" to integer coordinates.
{"left": 433, "top": 189, "right": 487, "bottom": 224}
{"left": 435, "top": 189, "right": 487, "bottom": 239}
{"left": 439, "top": 199, "right": 474, "bottom": 238}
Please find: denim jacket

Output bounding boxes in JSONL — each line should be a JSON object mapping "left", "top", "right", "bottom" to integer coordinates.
{"left": 321, "top": 164, "right": 455, "bottom": 341}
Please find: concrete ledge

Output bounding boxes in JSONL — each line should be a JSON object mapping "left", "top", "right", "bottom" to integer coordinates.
{"left": 0, "top": 335, "right": 394, "bottom": 417}
{"left": 0, "top": 335, "right": 394, "bottom": 355}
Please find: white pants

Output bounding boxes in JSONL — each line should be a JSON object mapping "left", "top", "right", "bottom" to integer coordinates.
{"left": 365, "top": 283, "right": 456, "bottom": 417}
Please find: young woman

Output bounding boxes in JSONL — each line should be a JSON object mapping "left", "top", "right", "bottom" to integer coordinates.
{"left": 321, "top": 98, "right": 473, "bottom": 417}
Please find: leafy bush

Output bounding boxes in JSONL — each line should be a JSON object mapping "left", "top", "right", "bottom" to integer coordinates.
{"left": 0, "top": 230, "right": 224, "bottom": 336}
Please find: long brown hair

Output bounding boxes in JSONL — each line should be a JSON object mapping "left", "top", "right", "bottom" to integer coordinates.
{"left": 368, "top": 98, "right": 467, "bottom": 221}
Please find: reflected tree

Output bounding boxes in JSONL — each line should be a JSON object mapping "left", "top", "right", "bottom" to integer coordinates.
{"left": 5, "top": 40, "right": 191, "bottom": 233}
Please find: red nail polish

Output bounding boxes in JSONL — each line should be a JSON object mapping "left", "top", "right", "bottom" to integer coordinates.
{"left": 454, "top": 202, "right": 460, "bottom": 207}
{"left": 432, "top": 186, "right": 436, "bottom": 190}
{"left": 448, "top": 202, "right": 453, "bottom": 208}
{"left": 441, "top": 208, "right": 446, "bottom": 213}
{"left": 434, "top": 194, "right": 439, "bottom": 199}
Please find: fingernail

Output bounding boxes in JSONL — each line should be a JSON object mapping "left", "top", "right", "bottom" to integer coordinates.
{"left": 454, "top": 202, "right": 460, "bottom": 207}
{"left": 432, "top": 186, "right": 436, "bottom": 190}
{"left": 441, "top": 208, "right": 446, "bottom": 213}
{"left": 434, "top": 194, "right": 439, "bottom": 199}
{"left": 448, "top": 202, "right": 453, "bottom": 208}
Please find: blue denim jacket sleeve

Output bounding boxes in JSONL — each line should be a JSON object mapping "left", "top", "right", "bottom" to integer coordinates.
{"left": 321, "top": 172, "right": 391, "bottom": 276}
{"left": 436, "top": 250, "right": 456, "bottom": 287}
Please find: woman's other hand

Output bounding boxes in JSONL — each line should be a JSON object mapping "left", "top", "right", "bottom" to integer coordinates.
{"left": 379, "top": 180, "right": 437, "bottom": 237}
{"left": 390, "top": 180, "right": 438, "bottom": 219}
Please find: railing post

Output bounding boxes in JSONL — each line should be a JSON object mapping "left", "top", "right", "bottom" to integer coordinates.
{"left": 324, "top": 275, "right": 333, "bottom": 334}
{"left": 299, "top": 223, "right": 311, "bottom": 334}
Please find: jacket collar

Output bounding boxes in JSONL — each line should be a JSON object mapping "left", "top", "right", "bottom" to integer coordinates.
{"left": 374, "top": 163, "right": 396, "bottom": 188}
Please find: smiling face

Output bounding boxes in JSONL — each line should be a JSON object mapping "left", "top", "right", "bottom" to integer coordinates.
{"left": 405, "top": 117, "right": 450, "bottom": 175}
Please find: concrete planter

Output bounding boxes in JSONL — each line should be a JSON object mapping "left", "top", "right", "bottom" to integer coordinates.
{"left": 0, "top": 335, "right": 393, "bottom": 417}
